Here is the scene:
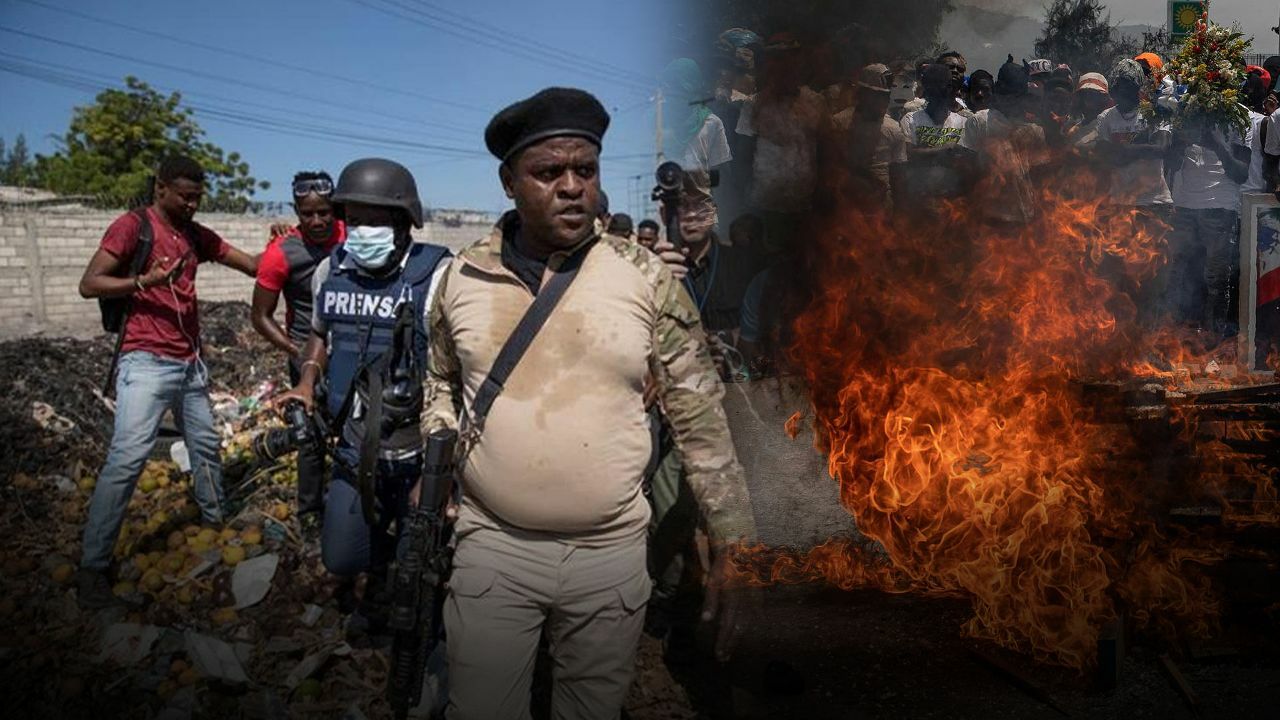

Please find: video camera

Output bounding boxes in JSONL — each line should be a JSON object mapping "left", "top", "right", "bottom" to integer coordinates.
{"left": 252, "top": 400, "right": 327, "bottom": 462}
{"left": 650, "top": 161, "right": 718, "bottom": 252}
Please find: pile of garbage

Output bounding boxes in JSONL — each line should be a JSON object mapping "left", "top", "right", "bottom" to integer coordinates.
{"left": 0, "top": 303, "right": 379, "bottom": 719}
{"left": 0, "top": 301, "right": 694, "bottom": 719}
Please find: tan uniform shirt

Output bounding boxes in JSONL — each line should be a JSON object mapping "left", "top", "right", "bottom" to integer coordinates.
{"left": 422, "top": 213, "right": 756, "bottom": 547}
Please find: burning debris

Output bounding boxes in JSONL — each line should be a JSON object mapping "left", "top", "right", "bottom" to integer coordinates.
{"left": 728, "top": 185, "right": 1280, "bottom": 671}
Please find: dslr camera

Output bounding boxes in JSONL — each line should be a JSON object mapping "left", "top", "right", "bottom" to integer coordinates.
{"left": 252, "top": 400, "right": 327, "bottom": 462}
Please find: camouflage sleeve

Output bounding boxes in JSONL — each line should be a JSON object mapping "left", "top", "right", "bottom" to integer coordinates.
{"left": 649, "top": 266, "right": 757, "bottom": 546}
{"left": 422, "top": 266, "right": 462, "bottom": 436}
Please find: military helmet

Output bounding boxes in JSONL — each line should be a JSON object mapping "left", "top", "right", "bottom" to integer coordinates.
{"left": 331, "top": 158, "right": 424, "bottom": 228}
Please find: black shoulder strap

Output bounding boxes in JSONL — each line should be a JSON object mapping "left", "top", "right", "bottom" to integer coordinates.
{"left": 463, "top": 238, "right": 596, "bottom": 440}
{"left": 129, "top": 208, "right": 155, "bottom": 274}
{"left": 102, "top": 208, "right": 156, "bottom": 397}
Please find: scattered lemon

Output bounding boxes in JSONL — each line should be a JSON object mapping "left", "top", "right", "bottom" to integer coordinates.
{"left": 151, "top": 510, "right": 170, "bottom": 526}
{"left": 112, "top": 581, "right": 136, "bottom": 597}
{"left": 183, "top": 524, "right": 201, "bottom": 537}
{"left": 157, "top": 553, "right": 181, "bottom": 575}
{"left": 140, "top": 569, "right": 164, "bottom": 593}
{"left": 155, "top": 473, "right": 171, "bottom": 488}
{"left": 138, "top": 475, "right": 157, "bottom": 494}
{"left": 78, "top": 476, "right": 97, "bottom": 493}
{"left": 210, "top": 607, "right": 237, "bottom": 625}
{"left": 240, "top": 527, "right": 263, "bottom": 546}
{"left": 167, "top": 531, "right": 186, "bottom": 550}
{"left": 175, "top": 585, "right": 194, "bottom": 604}
{"left": 196, "top": 528, "right": 218, "bottom": 546}
{"left": 221, "top": 545, "right": 246, "bottom": 566}
{"left": 271, "top": 503, "right": 291, "bottom": 520}
{"left": 50, "top": 563, "right": 75, "bottom": 584}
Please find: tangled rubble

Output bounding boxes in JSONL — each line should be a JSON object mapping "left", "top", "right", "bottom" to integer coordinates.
{"left": 0, "top": 302, "right": 692, "bottom": 720}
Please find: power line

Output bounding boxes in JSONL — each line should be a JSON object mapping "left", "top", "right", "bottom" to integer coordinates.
{"left": 0, "top": 25, "right": 479, "bottom": 138}
{"left": 0, "top": 58, "right": 492, "bottom": 160}
{"left": 13, "top": 0, "right": 491, "bottom": 115}
{"left": 0, "top": 49, "right": 473, "bottom": 143}
{"left": 348, "top": 0, "right": 654, "bottom": 94}
{"left": 403, "top": 0, "right": 655, "bottom": 86}
{"left": 0, "top": 54, "right": 653, "bottom": 165}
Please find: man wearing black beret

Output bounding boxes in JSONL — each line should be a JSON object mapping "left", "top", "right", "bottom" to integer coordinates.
{"left": 421, "top": 87, "right": 757, "bottom": 719}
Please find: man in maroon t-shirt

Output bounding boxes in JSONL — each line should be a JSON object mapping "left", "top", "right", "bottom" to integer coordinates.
{"left": 251, "top": 170, "right": 346, "bottom": 523}
{"left": 75, "top": 155, "right": 258, "bottom": 609}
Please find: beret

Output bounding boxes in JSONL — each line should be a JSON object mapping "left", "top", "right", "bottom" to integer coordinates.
{"left": 484, "top": 87, "right": 610, "bottom": 162}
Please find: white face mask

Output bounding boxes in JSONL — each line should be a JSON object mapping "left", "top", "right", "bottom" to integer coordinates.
{"left": 345, "top": 225, "right": 397, "bottom": 268}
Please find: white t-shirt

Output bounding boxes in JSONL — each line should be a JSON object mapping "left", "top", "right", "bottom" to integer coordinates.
{"left": 1243, "top": 110, "right": 1266, "bottom": 194}
{"left": 1171, "top": 124, "right": 1249, "bottom": 211}
{"left": 1093, "top": 107, "right": 1172, "bottom": 206}
{"left": 900, "top": 108, "right": 967, "bottom": 147}
{"left": 675, "top": 113, "right": 732, "bottom": 175}
{"left": 1264, "top": 108, "right": 1280, "bottom": 156}
{"left": 736, "top": 87, "right": 828, "bottom": 212}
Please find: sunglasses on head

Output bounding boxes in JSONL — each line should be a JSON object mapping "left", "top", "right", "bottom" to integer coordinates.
{"left": 292, "top": 178, "right": 334, "bottom": 197}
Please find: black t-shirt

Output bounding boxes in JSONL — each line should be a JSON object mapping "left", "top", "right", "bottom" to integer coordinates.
{"left": 500, "top": 221, "right": 548, "bottom": 295}
{"left": 683, "top": 240, "right": 760, "bottom": 332}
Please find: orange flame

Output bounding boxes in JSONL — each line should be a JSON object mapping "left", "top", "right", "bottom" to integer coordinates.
{"left": 737, "top": 177, "right": 1277, "bottom": 669}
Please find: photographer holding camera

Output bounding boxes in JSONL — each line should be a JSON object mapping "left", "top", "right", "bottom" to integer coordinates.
{"left": 275, "top": 158, "right": 451, "bottom": 637}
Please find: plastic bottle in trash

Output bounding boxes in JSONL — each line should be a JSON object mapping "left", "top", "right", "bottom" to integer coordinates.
{"left": 240, "top": 381, "right": 277, "bottom": 413}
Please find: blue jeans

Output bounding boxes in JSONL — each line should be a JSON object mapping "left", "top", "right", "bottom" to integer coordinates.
{"left": 321, "top": 451, "right": 421, "bottom": 577}
{"left": 81, "top": 351, "right": 225, "bottom": 570}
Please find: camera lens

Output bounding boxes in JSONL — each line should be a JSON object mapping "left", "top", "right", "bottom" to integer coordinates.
{"left": 252, "top": 428, "right": 296, "bottom": 461}
{"left": 655, "top": 161, "right": 684, "bottom": 192}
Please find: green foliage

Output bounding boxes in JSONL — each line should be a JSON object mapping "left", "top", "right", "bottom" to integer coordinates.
{"left": 1034, "top": 0, "right": 1132, "bottom": 74}
{"left": 0, "top": 134, "right": 37, "bottom": 186}
{"left": 34, "top": 77, "right": 268, "bottom": 211}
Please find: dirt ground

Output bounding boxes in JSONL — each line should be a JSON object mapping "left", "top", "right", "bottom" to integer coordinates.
{"left": 626, "top": 584, "right": 1280, "bottom": 720}
{"left": 2, "top": 305, "right": 1277, "bottom": 720}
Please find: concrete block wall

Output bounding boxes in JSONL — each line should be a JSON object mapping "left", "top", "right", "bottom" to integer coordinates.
{"left": 0, "top": 207, "right": 490, "bottom": 337}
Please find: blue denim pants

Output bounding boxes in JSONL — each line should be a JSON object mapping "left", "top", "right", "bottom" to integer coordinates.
{"left": 81, "top": 351, "right": 225, "bottom": 570}
{"left": 321, "top": 450, "right": 421, "bottom": 577}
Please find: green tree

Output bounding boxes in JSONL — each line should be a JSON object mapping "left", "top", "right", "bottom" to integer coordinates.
{"left": 1, "top": 134, "right": 37, "bottom": 186}
{"left": 35, "top": 76, "right": 267, "bottom": 211}
{"left": 1034, "top": 0, "right": 1131, "bottom": 75}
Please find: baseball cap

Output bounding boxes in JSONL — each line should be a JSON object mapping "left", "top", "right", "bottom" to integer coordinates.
{"left": 1077, "top": 72, "right": 1108, "bottom": 94}
{"left": 856, "top": 63, "right": 893, "bottom": 93}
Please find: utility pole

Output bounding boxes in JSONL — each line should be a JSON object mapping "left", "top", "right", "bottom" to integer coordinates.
{"left": 654, "top": 88, "right": 664, "bottom": 165}
{"left": 653, "top": 88, "right": 664, "bottom": 219}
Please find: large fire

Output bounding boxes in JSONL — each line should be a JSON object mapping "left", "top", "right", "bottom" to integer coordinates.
{"left": 729, "top": 178, "right": 1278, "bottom": 669}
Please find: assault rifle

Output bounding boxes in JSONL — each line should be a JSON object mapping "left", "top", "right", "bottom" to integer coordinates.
{"left": 387, "top": 428, "right": 457, "bottom": 719}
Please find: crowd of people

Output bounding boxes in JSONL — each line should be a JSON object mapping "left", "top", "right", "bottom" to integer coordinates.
{"left": 64, "top": 23, "right": 1280, "bottom": 720}
{"left": 607, "top": 31, "right": 1280, "bottom": 377}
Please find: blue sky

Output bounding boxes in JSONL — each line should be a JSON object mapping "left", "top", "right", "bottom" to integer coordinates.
{"left": 0, "top": 0, "right": 676, "bottom": 216}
